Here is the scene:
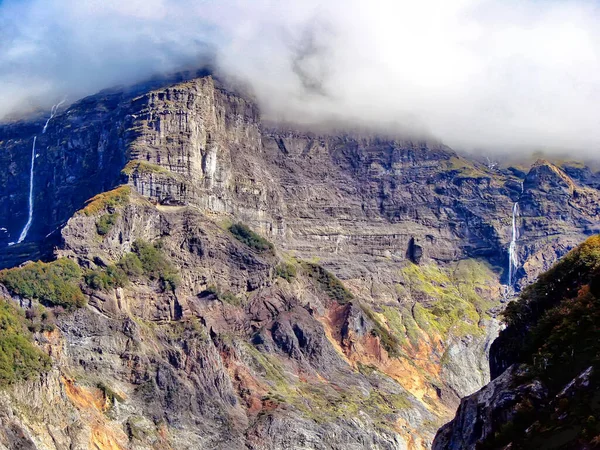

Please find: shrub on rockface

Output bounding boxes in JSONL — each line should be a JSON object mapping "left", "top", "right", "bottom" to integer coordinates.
{"left": 275, "top": 262, "right": 297, "bottom": 282}
{"left": 118, "top": 252, "right": 144, "bottom": 278}
{"left": 85, "top": 264, "right": 129, "bottom": 290}
{"left": 86, "top": 241, "right": 180, "bottom": 292}
{"left": 0, "top": 299, "right": 51, "bottom": 386}
{"left": 132, "top": 240, "right": 180, "bottom": 291}
{"left": 229, "top": 223, "right": 274, "bottom": 254}
{"left": 81, "top": 185, "right": 131, "bottom": 216}
{"left": 302, "top": 262, "right": 354, "bottom": 304}
{"left": 0, "top": 259, "right": 85, "bottom": 308}
{"left": 202, "top": 284, "right": 241, "bottom": 307}
{"left": 85, "top": 252, "right": 145, "bottom": 291}
{"left": 96, "top": 213, "right": 119, "bottom": 235}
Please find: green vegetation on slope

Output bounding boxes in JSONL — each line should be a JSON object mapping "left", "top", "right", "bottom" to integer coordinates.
{"left": 442, "top": 156, "right": 490, "bottom": 180}
{"left": 85, "top": 240, "right": 180, "bottom": 292}
{"left": 350, "top": 259, "right": 497, "bottom": 358}
{"left": 243, "top": 341, "right": 412, "bottom": 425}
{"left": 202, "top": 284, "right": 241, "bottom": 307}
{"left": 0, "top": 299, "right": 51, "bottom": 387}
{"left": 360, "top": 304, "right": 401, "bottom": 357}
{"left": 499, "top": 235, "right": 600, "bottom": 371}
{"left": 133, "top": 240, "right": 180, "bottom": 291}
{"left": 229, "top": 223, "right": 274, "bottom": 254}
{"left": 275, "top": 262, "right": 297, "bottom": 282}
{"left": 302, "top": 262, "right": 354, "bottom": 304}
{"left": 504, "top": 235, "right": 600, "bottom": 331}
{"left": 80, "top": 185, "right": 131, "bottom": 216}
{"left": 0, "top": 259, "right": 85, "bottom": 308}
{"left": 96, "top": 213, "right": 119, "bottom": 235}
{"left": 400, "top": 259, "right": 496, "bottom": 339}
{"left": 121, "top": 160, "right": 168, "bottom": 177}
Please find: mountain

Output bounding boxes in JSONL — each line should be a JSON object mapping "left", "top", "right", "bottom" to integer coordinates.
{"left": 433, "top": 235, "right": 600, "bottom": 450}
{"left": 0, "top": 75, "right": 599, "bottom": 449}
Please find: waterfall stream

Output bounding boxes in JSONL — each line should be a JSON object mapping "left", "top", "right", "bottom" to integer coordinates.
{"left": 15, "top": 136, "right": 37, "bottom": 244}
{"left": 9, "top": 101, "right": 64, "bottom": 246}
{"left": 507, "top": 201, "right": 519, "bottom": 286}
{"left": 507, "top": 183, "right": 524, "bottom": 289}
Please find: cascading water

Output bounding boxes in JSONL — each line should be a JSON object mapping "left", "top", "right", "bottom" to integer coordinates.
{"left": 507, "top": 201, "right": 519, "bottom": 286}
{"left": 9, "top": 101, "right": 64, "bottom": 246}
{"left": 14, "top": 136, "right": 37, "bottom": 244}
{"left": 506, "top": 183, "right": 524, "bottom": 290}
{"left": 42, "top": 100, "right": 65, "bottom": 134}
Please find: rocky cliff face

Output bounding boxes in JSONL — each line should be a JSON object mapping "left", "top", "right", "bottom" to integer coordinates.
{"left": 3, "top": 76, "right": 599, "bottom": 281}
{"left": 0, "top": 75, "right": 599, "bottom": 449}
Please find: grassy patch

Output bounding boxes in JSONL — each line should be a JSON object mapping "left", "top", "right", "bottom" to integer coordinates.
{"left": 380, "top": 305, "right": 419, "bottom": 347}
{"left": 0, "top": 259, "right": 85, "bottom": 308}
{"left": 121, "top": 160, "right": 168, "bottom": 177}
{"left": 203, "top": 285, "right": 241, "bottom": 307}
{"left": 85, "top": 241, "right": 179, "bottom": 292}
{"left": 229, "top": 223, "right": 274, "bottom": 254}
{"left": 302, "top": 262, "right": 353, "bottom": 304}
{"left": 81, "top": 185, "right": 131, "bottom": 216}
{"left": 132, "top": 240, "right": 180, "bottom": 291}
{"left": 96, "top": 213, "right": 118, "bottom": 236}
{"left": 275, "top": 262, "right": 297, "bottom": 282}
{"left": 0, "top": 299, "right": 51, "bottom": 387}
{"left": 442, "top": 156, "right": 490, "bottom": 180}
{"left": 400, "top": 259, "right": 496, "bottom": 339}
{"left": 361, "top": 304, "right": 401, "bottom": 357}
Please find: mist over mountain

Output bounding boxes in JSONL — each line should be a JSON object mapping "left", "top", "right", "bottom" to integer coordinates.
{"left": 1, "top": 0, "right": 600, "bottom": 153}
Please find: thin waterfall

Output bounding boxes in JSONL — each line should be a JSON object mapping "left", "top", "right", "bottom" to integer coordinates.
{"left": 14, "top": 137, "right": 37, "bottom": 244}
{"left": 42, "top": 100, "right": 65, "bottom": 134}
{"left": 507, "top": 183, "right": 524, "bottom": 288}
{"left": 9, "top": 101, "right": 64, "bottom": 246}
{"left": 507, "top": 202, "right": 519, "bottom": 286}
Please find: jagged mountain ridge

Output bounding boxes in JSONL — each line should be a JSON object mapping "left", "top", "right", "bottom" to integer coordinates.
{"left": 0, "top": 75, "right": 599, "bottom": 449}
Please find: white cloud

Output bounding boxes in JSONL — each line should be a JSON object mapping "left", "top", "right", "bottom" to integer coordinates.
{"left": 1, "top": 0, "right": 600, "bottom": 153}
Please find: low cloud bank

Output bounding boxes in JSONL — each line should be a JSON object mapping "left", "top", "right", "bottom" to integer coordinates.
{"left": 1, "top": 0, "right": 599, "bottom": 153}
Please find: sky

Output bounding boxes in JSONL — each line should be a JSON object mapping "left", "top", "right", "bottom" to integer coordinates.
{"left": 1, "top": 0, "right": 600, "bottom": 154}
